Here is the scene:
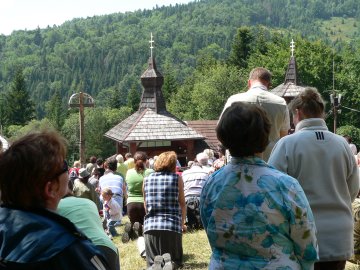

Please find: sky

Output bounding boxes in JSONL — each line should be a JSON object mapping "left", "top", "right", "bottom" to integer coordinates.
{"left": 0, "top": 0, "right": 193, "bottom": 35}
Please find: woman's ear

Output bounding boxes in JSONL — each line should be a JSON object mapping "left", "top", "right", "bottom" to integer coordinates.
{"left": 43, "top": 181, "right": 58, "bottom": 200}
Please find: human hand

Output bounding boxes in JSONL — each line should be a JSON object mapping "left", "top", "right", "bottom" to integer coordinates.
{"left": 182, "top": 224, "right": 187, "bottom": 233}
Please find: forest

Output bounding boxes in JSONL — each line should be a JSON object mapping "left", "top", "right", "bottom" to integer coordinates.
{"left": 0, "top": 0, "right": 360, "bottom": 160}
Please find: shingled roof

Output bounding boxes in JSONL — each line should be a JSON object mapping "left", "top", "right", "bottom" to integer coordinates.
{"left": 186, "top": 120, "right": 219, "bottom": 150}
{"left": 105, "top": 56, "right": 204, "bottom": 143}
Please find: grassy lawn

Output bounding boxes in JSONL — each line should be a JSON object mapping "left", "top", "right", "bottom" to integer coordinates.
{"left": 113, "top": 217, "right": 211, "bottom": 270}
{"left": 113, "top": 217, "right": 359, "bottom": 270}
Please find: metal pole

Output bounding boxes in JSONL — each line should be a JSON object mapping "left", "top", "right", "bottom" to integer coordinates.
{"left": 79, "top": 92, "right": 85, "bottom": 166}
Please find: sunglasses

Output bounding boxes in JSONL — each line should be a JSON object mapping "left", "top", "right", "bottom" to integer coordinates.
{"left": 53, "top": 160, "right": 68, "bottom": 178}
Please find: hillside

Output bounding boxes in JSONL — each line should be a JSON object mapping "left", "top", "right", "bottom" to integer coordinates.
{"left": 0, "top": 0, "right": 359, "bottom": 118}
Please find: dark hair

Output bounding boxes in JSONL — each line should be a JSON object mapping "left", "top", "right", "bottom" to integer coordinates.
{"left": 249, "top": 67, "right": 272, "bottom": 84}
{"left": 288, "top": 87, "right": 325, "bottom": 118}
{"left": 134, "top": 151, "right": 147, "bottom": 173}
{"left": 125, "top": 153, "right": 132, "bottom": 159}
{"left": 0, "top": 131, "right": 67, "bottom": 208}
{"left": 154, "top": 151, "right": 177, "bottom": 173}
{"left": 90, "top": 156, "right": 97, "bottom": 163}
{"left": 216, "top": 102, "right": 270, "bottom": 157}
{"left": 107, "top": 158, "right": 117, "bottom": 171}
{"left": 96, "top": 158, "right": 103, "bottom": 166}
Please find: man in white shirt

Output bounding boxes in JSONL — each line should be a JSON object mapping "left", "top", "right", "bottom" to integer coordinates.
{"left": 99, "top": 158, "right": 126, "bottom": 223}
{"left": 182, "top": 158, "right": 209, "bottom": 229}
{"left": 220, "top": 67, "right": 290, "bottom": 161}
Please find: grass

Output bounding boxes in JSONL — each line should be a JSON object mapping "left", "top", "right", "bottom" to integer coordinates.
{"left": 113, "top": 216, "right": 211, "bottom": 270}
{"left": 318, "top": 16, "right": 359, "bottom": 42}
{"left": 113, "top": 217, "right": 359, "bottom": 270}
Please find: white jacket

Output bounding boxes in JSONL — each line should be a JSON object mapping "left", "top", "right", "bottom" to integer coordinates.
{"left": 269, "top": 118, "right": 359, "bottom": 261}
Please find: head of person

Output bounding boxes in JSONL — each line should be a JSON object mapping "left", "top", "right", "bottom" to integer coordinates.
{"left": 89, "top": 156, "right": 97, "bottom": 164}
{"left": 91, "top": 167, "right": 101, "bottom": 178}
{"left": 217, "top": 102, "right": 270, "bottom": 158}
{"left": 154, "top": 151, "right": 177, "bottom": 173}
{"left": 73, "top": 160, "right": 81, "bottom": 168}
{"left": 288, "top": 87, "right": 325, "bottom": 127}
{"left": 125, "top": 153, "right": 132, "bottom": 160}
{"left": 78, "top": 168, "right": 90, "bottom": 183}
{"left": 116, "top": 154, "right": 124, "bottom": 164}
{"left": 96, "top": 158, "right": 104, "bottom": 167}
{"left": 196, "top": 152, "right": 209, "bottom": 166}
{"left": 101, "top": 187, "right": 113, "bottom": 201}
{"left": 203, "top": 149, "right": 214, "bottom": 160}
{"left": 134, "top": 151, "right": 148, "bottom": 173}
{"left": 248, "top": 67, "right": 272, "bottom": 89}
{"left": 106, "top": 157, "right": 117, "bottom": 171}
{"left": 0, "top": 131, "right": 68, "bottom": 210}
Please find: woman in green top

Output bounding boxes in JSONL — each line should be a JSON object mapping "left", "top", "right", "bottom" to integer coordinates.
{"left": 125, "top": 151, "right": 154, "bottom": 241}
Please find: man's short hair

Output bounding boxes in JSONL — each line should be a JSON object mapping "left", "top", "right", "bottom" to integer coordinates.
{"left": 216, "top": 102, "right": 270, "bottom": 157}
{"left": 107, "top": 158, "right": 117, "bottom": 171}
{"left": 249, "top": 67, "right": 272, "bottom": 83}
{"left": 0, "top": 131, "right": 67, "bottom": 209}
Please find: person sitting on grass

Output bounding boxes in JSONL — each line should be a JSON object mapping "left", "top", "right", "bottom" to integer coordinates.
{"left": 102, "top": 187, "right": 122, "bottom": 238}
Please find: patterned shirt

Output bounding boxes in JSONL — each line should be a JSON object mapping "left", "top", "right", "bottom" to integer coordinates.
{"left": 200, "top": 156, "right": 318, "bottom": 270}
{"left": 143, "top": 172, "right": 182, "bottom": 234}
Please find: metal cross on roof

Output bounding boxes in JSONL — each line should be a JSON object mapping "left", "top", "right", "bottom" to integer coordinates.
{"left": 149, "top": 32, "right": 154, "bottom": 58}
{"left": 290, "top": 39, "right": 295, "bottom": 57}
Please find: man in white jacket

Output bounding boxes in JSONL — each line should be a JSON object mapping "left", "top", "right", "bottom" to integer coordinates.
{"left": 221, "top": 67, "right": 290, "bottom": 161}
{"left": 269, "top": 87, "right": 359, "bottom": 270}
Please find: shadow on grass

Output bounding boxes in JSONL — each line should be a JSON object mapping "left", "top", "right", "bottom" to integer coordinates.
{"left": 183, "top": 253, "right": 208, "bottom": 269}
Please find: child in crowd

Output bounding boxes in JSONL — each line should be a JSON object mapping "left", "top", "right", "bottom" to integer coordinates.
{"left": 102, "top": 188, "right": 121, "bottom": 238}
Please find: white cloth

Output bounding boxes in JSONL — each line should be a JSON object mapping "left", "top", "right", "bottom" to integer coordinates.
{"left": 99, "top": 171, "right": 124, "bottom": 207}
{"left": 268, "top": 118, "right": 359, "bottom": 261}
{"left": 182, "top": 165, "right": 208, "bottom": 197}
{"left": 221, "top": 84, "right": 290, "bottom": 161}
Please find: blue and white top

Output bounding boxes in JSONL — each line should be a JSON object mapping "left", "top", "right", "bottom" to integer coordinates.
{"left": 143, "top": 172, "right": 182, "bottom": 234}
{"left": 200, "top": 156, "right": 318, "bottom": 270}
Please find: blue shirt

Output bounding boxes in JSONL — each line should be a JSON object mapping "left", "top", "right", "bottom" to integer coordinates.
{"left": 200, "top": 156, "right": 318, "bottom": 270}
{"left": 143, "top": 172, "right": 182, "bottom": 234}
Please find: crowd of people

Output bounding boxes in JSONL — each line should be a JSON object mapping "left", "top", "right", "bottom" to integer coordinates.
{"left": 0, "top": 67, "right": 359, "bottom": 270}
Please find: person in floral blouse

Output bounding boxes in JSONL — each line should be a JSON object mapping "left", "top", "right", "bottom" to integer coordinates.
{"left": 200, "top": 102, "right": 318, "bottom": 270}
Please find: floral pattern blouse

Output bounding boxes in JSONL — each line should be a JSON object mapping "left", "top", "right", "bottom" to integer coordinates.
{"left": 200, "top": 156, "right": 318, "bottom": 270}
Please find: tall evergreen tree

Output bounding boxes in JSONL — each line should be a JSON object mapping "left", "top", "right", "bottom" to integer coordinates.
{"left": 6, "top": 68, "right": 35, "bottom": 126}
{"left": 228, "top": 26, "right": 254, "bottom": 69}
{"left": 127, "top": 84, "right": 141, "bottom": 113}
{"left": 45, "top": 89, "right": 65, "bottom": 130}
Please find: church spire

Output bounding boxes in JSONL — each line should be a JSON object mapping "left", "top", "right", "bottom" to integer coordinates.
{"left": 139, "top": 33, "right": 166, "bottom": 113}
{"left": 284, "top": 39, "right": 298, "bottom": 85}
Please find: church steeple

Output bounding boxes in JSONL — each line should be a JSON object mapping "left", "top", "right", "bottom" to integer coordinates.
{"left": 139, "top": 33, "right": 166, "bottom": 113}
{"left": 284, "top": 39, "right": 298, "bottom": 85}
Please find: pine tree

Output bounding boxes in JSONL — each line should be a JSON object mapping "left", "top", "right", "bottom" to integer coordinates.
{"left": 6, "top": 68, "right": 35, "bottom": 125}
{"left": 127, "top": 84, "right": 141, "bottom": 113}
{"left": 45, "top": 89, "right": 65, "bottom": 130}
{"left": 228, "top": 26, "right": 253, "bottom": 69}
